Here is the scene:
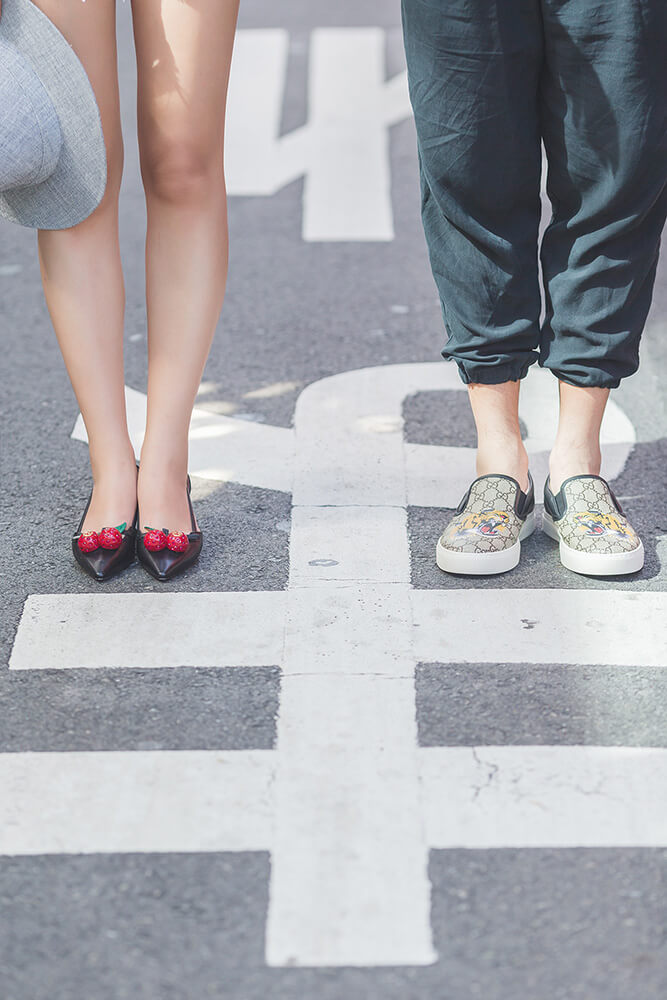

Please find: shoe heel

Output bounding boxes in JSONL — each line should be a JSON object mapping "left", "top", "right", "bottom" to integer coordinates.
{"left": 541, "top": 510, "right": 560, "bottom": 541}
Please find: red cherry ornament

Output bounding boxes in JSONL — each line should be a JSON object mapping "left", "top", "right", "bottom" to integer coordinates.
{"left": 166, "top": 531, "right": 189, "bottom": 553}
{"left": 78, "top": 531, "right": 100, "bottom": 553}
{"left": 144, "top": 529, "right": 167, "bottom": 552}
{"left": 99, "top": 526, "right": 123, "bottom": 550}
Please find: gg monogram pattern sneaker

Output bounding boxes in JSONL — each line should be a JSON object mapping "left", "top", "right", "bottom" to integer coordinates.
{"left": 436, "top": 473, "right": 536, "bottom": 575}
{"left": 543, "top": 475, "right": 644, "bottom": 576}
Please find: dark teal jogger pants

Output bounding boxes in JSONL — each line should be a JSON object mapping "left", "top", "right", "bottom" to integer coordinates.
{"left": 401, "top": 0, "right": 667, "bottom": 388}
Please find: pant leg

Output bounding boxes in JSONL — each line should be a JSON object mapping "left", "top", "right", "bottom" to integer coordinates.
{"left": 539, "top": 0, "right": 667, "bottom": 388}
{"left": 401, "top": 0, "right": 544, "bottom": 384}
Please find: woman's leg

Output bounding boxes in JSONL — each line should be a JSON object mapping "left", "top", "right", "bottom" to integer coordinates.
{"left": 32, "top": 0, "right": 137, "bottom": 532}
{"left": 131, "top": 0, "right": 239, "bottom": 532}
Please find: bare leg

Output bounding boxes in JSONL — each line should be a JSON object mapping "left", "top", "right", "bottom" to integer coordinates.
{"left": 548, "top": 382, "right": 609, "bottom": 492}
{"left": 131, "top": 0, "right": 239, "bottom": 532}
{"left": 33, "top": 0, "right": 137, "bottom": 531}
{"left": 467, "top": 381, "right": 531, "bottom": 492}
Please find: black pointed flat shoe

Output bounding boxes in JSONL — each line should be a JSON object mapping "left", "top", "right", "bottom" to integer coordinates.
{"left": 72, "top": 494, "right": 138, "bottom": 582}
{"left": 136, "top": 475, "right": 203, "bottom": 582}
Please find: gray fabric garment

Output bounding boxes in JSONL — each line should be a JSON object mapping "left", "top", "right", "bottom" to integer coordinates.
{"left": 402, "top": 0, "right": 667, "bottom": 389}
{"left": 0, "top": 38, "right": 63, "bottom": 190}
{"left": 0, "top": 0, "right": 107, "bottom": 230}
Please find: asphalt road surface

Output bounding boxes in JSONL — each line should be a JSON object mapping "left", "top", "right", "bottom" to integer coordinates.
{"left": 1, "top": 2, "right": 666, "bottom": 998}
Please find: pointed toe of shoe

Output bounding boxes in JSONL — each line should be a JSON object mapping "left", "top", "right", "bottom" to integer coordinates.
{"left": 72, "top": 532, "right": 136, "bottom": 583}
{"left": 136, "top": 479, "right": 203, "bottom": 582}
{"left": 137, "top": 533, "right": 203, "bottom": 582}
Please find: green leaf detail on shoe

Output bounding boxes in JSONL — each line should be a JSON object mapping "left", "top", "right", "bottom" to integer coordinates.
{"left": 115, "top": 522, "right": 127, "bottom": 533}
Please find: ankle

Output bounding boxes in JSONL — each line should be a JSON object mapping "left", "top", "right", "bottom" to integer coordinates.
{"left": 82, "top": 452, "right": 138, "bottom": 532}
{"left": 89, "top": 443, "right": 137, "bottom": 483}
{"left": 139, "top": 441, "right": 188, "bottom": 479}
{"left": 549, "top": 443, "right": 601, "bottom": 493}
{"left": 136, "top": 466, "right": 196, "bottom": 534}
{"left": 476, "top": 440, "right": 530, "bottom": 493}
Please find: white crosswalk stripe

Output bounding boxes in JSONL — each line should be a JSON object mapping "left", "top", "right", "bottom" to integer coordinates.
{"left": 412, "top": 589, "right": 667, "bottom": 667}
{"left": 3, "top": 747, "right": 666, "bottom": 856}
{"left": 10, "top": 592, "right": 285, "bottom": 671}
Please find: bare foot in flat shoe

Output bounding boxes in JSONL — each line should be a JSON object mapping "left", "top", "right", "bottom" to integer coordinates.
{"left": 82, "top": 451, "right": 138, "bottom": 533}
{"left": 137, "top": 460, "right": 198, "bottom": 534}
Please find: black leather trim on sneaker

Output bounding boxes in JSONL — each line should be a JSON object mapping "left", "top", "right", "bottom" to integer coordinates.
{"left": 609, "top": 486, "right": 625, "bottom": 516}
{"left": 515, "top": 472, "right": 535, "bottom": 520}
{"left": 544, "top": 474, "right": 625, "bottom": 523}
{"left": 543, "top": 477, "right": 566, "bottom": 521}
{"left": 454, "top": 473, "right": 534, "bottom": 519}
{"left": 455, "top": 483, "right": 473, "bottom": 514}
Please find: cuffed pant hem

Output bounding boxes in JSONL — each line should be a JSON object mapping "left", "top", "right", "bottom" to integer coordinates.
{"left": 540, "top": 363, "right": 623, "bottom": 391}
{"left": 447, "top": 355, "right": 536, "bottom": 386}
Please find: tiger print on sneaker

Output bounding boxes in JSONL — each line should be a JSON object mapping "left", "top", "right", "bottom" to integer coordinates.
{"left": 436, "top": 473, "right": 536, "bottom": 575}
{"left": 543, "top": 474, "right": 644, "bottom": 576}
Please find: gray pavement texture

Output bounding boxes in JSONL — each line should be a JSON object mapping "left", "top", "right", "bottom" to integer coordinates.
{"left": 1, "top": 1, "right": 666, "bottom": 998}
{"left": 2, "top": 852, "right": 666, "bottom": 1000}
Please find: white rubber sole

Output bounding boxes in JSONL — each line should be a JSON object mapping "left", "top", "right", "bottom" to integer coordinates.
{"left": 436, "top": 511, "right": 536, "bottom": 576}
{"left": 542, "top": 511, "right": 645, "bottom": 576}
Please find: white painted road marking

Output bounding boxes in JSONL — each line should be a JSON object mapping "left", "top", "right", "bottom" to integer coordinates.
{"left": 3, "top": 747, "right": 667, "bottom": 852}
{"left": 225, "top": 29, "right": 412, "bottom": 241}
{"left": 72, "top": 384, "right": 295, "bottom": 494}
{"left": 0, "top": 751, "right": 274, "bottom": 855}
{"left": 12, "top": 363, "right": 662, "bottom": 968}
{"left": 421, "top": 746, "right": 667, "bottom": 849}
{"left": 71, "top": 363, "right": 636, "bottom": 510}
{"left": 14, "top": 588, "right": 666, "bottom": 672}
{"left": 412, "top": 589, "right": 667, "bottom": 668}
{"left": 9, "top": 592, "right": 286, "bottom": 670}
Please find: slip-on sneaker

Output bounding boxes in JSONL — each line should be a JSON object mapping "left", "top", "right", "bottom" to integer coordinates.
{"left": 436, "top": 472, "right": 536, "bottom": 575}
{"left": 542, "top": 474, "right": 644, "bottom": 576}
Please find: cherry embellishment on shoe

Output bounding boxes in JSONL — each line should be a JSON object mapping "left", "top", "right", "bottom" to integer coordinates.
{"left": 73, "top": 499, "right": 138, "bottom": 582}
{"left": 136, "top": 476, "right": 202, "bottom": 582}
{"left": 166, "top": 530, "right": 189, "bottom": 553}
{"left": 143, "top": 528, "right": 168, "bottom": 552}
{"left": 99, "top": 523, "right": 126, "bottom": 550}
{"left": 78, "top": 531, "right": 100, "bottom": 553}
